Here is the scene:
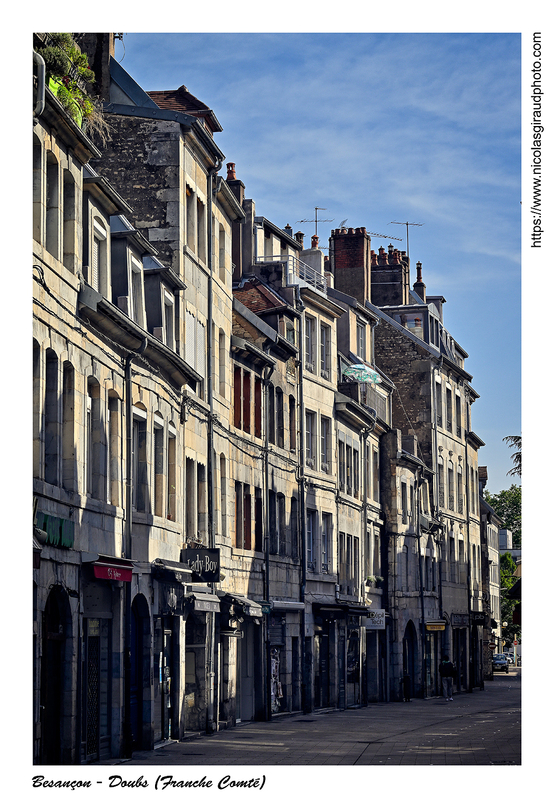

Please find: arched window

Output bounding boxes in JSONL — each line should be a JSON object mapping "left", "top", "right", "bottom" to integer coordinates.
{"left": 46, "top": 152, "right": 60, "bottom": 258}
{"left": 33, "top": 135, "right": 43, "bottom": 243}
{"left": 107, "top": 392, "right": 121, "bottom": 506}
{"left": 86, "top": 377, "right": 104, "bottom": 500}
{"left": 218, "top": 223, "right": 226, "bottom": 282}
{"left": 132, "top": 405, "right": 149, "bottom": 513}
{"left": 62, "top": 361, "right": 76, "bottom": 491}
{"left": 62, "top": 170, "right": 77, "bottom": 273}
{"left": 33, "top": 340, "right": 41, "bottom": 479}
{"left": 153, "top": 413, "right": 164, "bottom": 517}
{"left": 44, "top": 349, "right": 59, "bottom": 485}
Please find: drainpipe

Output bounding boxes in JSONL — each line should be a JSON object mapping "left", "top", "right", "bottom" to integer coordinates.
{"left": 464, "top": 424, "right": 473, "bottom": 693}
{"left": 294, "top": 285, "right": 309, "bottom": 714}
{"left": 415, "top": 464, "right": 427, "bottom": 699}
{"left": 33, "top": 51, "right": 46, "bottom": 121}
{"left": 122, "top": 337, "right": 147, "bottom": 758}
{"left": 262, "top": 353, "right": 275, "bottom": 721}
{"left": 360, "top": 423, "right": 373, "bottom": 705}
{"left": 206, "top": 157, "right": 223, "bottom": 734}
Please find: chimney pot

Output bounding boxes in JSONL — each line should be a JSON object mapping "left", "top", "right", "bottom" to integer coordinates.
{"left": 227, "top": 162, "right": 236, "bottom": 180}
{"left": 311, "top": 235, "right": 319, "bottom": 249}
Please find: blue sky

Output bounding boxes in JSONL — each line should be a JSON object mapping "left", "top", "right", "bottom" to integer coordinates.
{"left": 113, "top": 32, "right": 521, "bottom": 494}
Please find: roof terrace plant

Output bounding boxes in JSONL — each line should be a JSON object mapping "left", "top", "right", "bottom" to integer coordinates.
{"left": 35, "top": 32, "right": 110, "bottom": 143}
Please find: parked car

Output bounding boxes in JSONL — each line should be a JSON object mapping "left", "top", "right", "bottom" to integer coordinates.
{"left": 492, "top": 654, "right": 510, "bottom": 673}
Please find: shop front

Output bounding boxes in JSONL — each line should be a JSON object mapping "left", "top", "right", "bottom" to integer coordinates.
{"left": 451, "top": 614, "right": 469, "bottom": 691}
{"left": 80, "top": 553, "right": 134, "bottom": 762}
{"left": 218, "top": 593, "right": 264, "bottom": 723}
{"left": 424, "top": 620, "right": 447, "bottom": 697}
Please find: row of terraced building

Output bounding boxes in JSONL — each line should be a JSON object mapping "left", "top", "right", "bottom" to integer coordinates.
{"left": 32, "top": 33, "right": 502, "bottom": 764}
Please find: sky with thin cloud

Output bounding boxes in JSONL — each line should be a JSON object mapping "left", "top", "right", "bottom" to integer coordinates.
{"left": 114, "top": 32, "right": 521, "bottom": 493}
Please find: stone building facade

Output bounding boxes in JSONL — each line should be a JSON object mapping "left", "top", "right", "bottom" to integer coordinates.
{"left": 331, "top": 226, "right": 488, "bottom": 696}
{"left": 32, "top": 33, "right": 493, "bottom": 764}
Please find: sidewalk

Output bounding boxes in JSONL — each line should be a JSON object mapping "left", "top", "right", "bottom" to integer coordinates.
{"left": 105, "top": 669, "right": 521, "bottom": 767}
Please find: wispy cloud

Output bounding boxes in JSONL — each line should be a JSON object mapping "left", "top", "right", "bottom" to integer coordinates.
{"left": 115, "top": 32, "right": 521, "bottom": 491}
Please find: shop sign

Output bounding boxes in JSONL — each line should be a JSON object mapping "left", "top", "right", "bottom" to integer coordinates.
{"left": 471, "top": 612, "right": 487, "bottom": 625}
{"left": 365, "top": 609, "right": 385, "bottom": 629}
{"left": 36, "top": 511, "right": 74, "bottom": 549}
{"left": 93, "top": 563, "right": 132, "bottom": 582}
{"left": 181, "top": 548, "right": 220, "bottom": 582}
{"left": 425, "top": 622, "right": 446, "bottom": 631}
{"left": 451, "top": 613, "right": 469, "bottom": 627}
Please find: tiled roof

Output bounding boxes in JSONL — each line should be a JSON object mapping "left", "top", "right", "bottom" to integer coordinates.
{"left": 233, "top": 279, "right": 287, "bottom": 314}
{"left": 147, "top": 86, "right": 223, "bottom": 133}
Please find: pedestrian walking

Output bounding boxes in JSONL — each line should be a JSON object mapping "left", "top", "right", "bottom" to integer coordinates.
{"left": 439, "top": 654, "right": 455, "bottom": 701}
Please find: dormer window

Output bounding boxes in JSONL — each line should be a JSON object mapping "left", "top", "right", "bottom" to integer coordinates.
{"left": 91, "top": 218, "right": 107, "bottom": 293}
{"left": 130, "top": 255, "right": 145, "bottom": 327}
{"left": 356, "top": 322, "right": 366, "bottom": 360}
{"left": 163, "top": 290, "right": 175, "bottom": 350}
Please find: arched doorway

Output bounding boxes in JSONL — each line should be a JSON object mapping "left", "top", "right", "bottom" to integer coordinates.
{"left": 41, "top": 585, "right": 72, "bottom": 763}
{"left": 402, "top": 621, "right": 418, "bottom": 701}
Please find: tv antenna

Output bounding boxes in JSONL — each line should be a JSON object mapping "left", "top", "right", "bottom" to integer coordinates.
{"left": 389, "top": 221, "right": 423, "bottom": 262}
{"left": 368, "top": 231, "right": 403, "bottom": 242}
{"left": 296, "top": 207, "right": 334, "bottom": 237}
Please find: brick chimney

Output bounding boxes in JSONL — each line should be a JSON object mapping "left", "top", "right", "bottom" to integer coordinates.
{"left": 413, "top": 260, "right": 426, "bottom": 302}
{"left": 370, "top": 244, "right": 410, "bottom": 307}
{"left": 330, "top": 227, "right": 372, "bottom": 304}
{"left": 225, "top": 163, "right": 246, "bottom": 280}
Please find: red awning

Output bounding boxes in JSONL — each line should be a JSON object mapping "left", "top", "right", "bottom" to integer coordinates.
{"left": 93, "top": 563, "right": 133, "bottom": 582}
{"left": 82, "top": 552, "right": 135, "bottom": 582}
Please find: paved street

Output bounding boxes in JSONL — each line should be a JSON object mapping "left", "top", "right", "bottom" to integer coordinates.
{"left": 110, "top": 669, "right": 520, "bottom": 767}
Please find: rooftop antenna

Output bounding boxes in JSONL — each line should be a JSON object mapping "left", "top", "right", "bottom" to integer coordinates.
{"left": 296, "top": 207, "right": 334, "bottom": 238}
{"left": 389, "top": 221, "right": 423, "bottom": 262}
{"left": 368, "top": 231, "right": 403, "bottom": 242}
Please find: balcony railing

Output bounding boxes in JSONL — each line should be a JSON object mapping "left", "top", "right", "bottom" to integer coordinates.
{"left": 256, "top": 255, "right": 327, "bottom": 295}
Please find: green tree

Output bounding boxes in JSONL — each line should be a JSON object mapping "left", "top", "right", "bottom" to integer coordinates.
{"left": 483, "top": 484, "right": 521, "bottom": 548}
{"left": 503, "top": 434, "right": 522, "bottom": 478}
{"left": 499, "top": 552, "right": 521, "bottom": 646}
